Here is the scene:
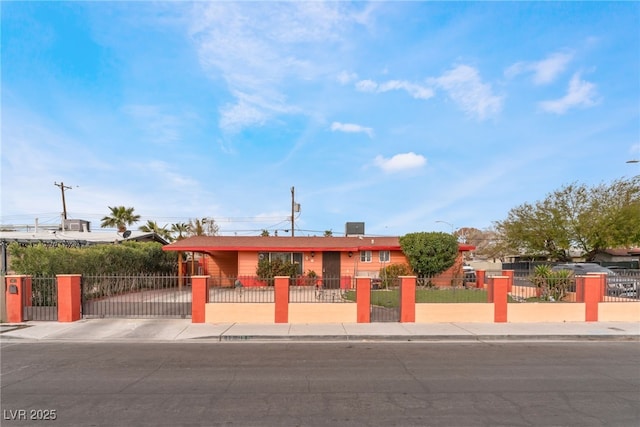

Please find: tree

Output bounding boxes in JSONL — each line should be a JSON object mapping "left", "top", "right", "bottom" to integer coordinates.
{"left": 399, "top": 232, "right": 458, "bottom": 276}
{"left": 139, "top": 220, "right": 173, "bottom": 242}
{"left": 187, "top": 217, "right": 219, "bottom": 236}
{"left": 494, "top": 176, "right": 640, "bottom": 261}
{"left": 100, "top": 206, "right": 140, "bottom": 232}
{"left": 171, "top": 223, "right": 189, "bottom": 241}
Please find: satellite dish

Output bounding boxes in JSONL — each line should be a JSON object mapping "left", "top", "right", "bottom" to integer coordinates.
{"left": 122, "top": 230, "right": 132, "bottom": 238}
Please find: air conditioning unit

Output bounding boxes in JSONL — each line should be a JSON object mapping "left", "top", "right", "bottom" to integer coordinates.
{"left": 345, "top": 222, "right": 365, "bottom": 236}
{"left": 63, "top": 219, "right": 91, "bottom": 232}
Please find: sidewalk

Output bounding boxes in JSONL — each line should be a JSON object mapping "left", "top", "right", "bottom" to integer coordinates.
{"left": 1, "top": 319, "right": 639, "bottom": 343}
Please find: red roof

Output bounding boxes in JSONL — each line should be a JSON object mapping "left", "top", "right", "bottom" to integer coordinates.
{"left": 163, "top": 235, "right": 475, "bottom": 253}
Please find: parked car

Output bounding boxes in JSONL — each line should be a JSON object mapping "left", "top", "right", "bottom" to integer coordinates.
{"left": 463, "top": 265, "right": 476, "bottom": 287}
{"left": 551, "top": 263, "right": 638, "bottom": 297}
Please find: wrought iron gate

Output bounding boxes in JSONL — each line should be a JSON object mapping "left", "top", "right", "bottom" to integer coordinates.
{"left": 370, "top": 281, "right": 400, "bottom": 322}
{"left": 24, "top": 277, "right": 58, "bottom": 321}
{"left": 82, "top": 275, "right": 192, "bottom": 318}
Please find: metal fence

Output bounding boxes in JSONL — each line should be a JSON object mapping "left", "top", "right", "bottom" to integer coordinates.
{"left": 82, "top": 275, "right": 191, "bottom": 318}
{"left": 24, "top": 277, "right": 58, "bottom": 321}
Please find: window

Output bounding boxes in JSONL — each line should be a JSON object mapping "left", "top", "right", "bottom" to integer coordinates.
{"left": 360, "top": 250, "right": 372, "bottom": 263}
{"left": 379, "top": 250, "right": 390, "bottom": 263}
{"left": 258, "top": 252, "right": 303, "bottom": 275}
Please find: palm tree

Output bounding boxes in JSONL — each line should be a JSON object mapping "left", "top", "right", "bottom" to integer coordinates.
{"left": 188, "top": 217, "right": 219, "bottom": 236}
{"left": 100, "top": 206, "right": 140, "bottom": 232}
{"left": 139, "top": 220, "right": 173, "bottom": 241}
{"left": 171, "top": 222, "right": 189, "bottom": 241}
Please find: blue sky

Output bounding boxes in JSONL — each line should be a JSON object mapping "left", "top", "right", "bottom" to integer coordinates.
{"left": 2, "top": 1, "right": 639, "bottom": 236}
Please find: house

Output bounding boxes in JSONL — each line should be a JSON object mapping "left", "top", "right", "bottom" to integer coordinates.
{"left": 162, "top": 235, "right": 475, "bottom": 288}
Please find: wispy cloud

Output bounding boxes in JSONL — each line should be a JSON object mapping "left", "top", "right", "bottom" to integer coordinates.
{"left": 505, "top": 51, "right": 573, "bottom": 85}
{"left": 355, "top": 79, "right": 434, "bottom": 100}
{"left": 430, "top": 65, "right": 503, "bottom": 120}
{"left": 331, "top": 121, "right": 374, "bottom": 138}
{"left": 337, "top": 70, "right": 358, "bottom": 85}
{"left": 188, "top": 2, "right": 368, "bottom": 133}
{"left": 123, "top": 104, "right": 191, "bottom": 145}
{"left": 539, "top": 72, "right": 599, "bottom": 114}
{"left": 374, "top": 152, "right": 426, "bottom": 173}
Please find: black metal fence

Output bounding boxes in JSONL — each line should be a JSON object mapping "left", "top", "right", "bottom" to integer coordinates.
{"left": 24, "top": 277, "right": 58, "bottom": 321}
{"left": 82, "top": 275, "right": 191, "bottom": 318}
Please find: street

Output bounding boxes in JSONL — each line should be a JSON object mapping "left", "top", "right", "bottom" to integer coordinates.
{"left": 1, "top": 341, "right": 639, "bottom": 426}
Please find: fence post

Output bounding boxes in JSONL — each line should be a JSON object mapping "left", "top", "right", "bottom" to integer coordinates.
{"left": 581, "top": 275, "right": 600, "bottom": 322}
{"left": 489, "top": 276, "right": 509, "bottom": 323}
{"left": 587, "top": 272, "right": 607, "bottom": 300}
{"left": 399, "top": 276, "right": 416, "bottom": 323}
{"left": 356, "top": 277, "right": 371, "bottom": 323}
{"left": 191, "top": 276, "right": 210, "bottom": 323}
{"left": 5, "top": 275, "right": 26, "bottom": 323}
{"left": 57, "top": 274, "right": 82, "bottom": 322}
{"left": 501, "top": 269, "right": 514, "bottom": 292}
{"left": 274, "top": 276, "right": 289, "bottom": 323}
{"left": 476, "top": 269, "right": 486, "bottom": 289}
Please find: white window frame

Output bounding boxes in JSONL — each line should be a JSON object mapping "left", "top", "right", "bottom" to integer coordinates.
{"left": 379, "top": 250, "right": 390, "bottom": 263}
{"left": 360, "top": 250, "right": 372, "bottom": 263}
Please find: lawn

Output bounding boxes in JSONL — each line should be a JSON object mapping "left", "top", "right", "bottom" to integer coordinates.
{"left": 342, "top": 288, "right": 490, "bottom": 307}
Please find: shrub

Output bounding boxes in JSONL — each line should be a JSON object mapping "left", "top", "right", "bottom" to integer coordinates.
{"left": 379, "top": 263, "right": 413, "bottom": 288}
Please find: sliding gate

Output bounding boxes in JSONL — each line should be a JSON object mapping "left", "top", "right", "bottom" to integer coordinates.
{"left": 82, "top": 275, "right": 192, "bottom": 318}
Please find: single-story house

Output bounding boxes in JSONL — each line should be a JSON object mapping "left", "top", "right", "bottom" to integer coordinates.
{"left": 162, "top": 235, "right": 475, "bottom": 288}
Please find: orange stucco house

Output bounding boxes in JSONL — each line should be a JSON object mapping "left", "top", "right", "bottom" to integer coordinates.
{"left": 163, "top": 236, "right": 475, "bottom": 288}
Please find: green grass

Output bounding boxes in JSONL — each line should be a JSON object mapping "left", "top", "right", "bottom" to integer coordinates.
{"left": 342, "top": 288, "right": 491, "bottom": 307}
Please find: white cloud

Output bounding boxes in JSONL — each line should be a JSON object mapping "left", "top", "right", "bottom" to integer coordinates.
{"left": 430, "top": 65, "right": 503, "bottom": 120}
{"left": 355, "top": 78, "right": 434, "bottom": 100}
{"left": 539, "top": 72, "right": 599, "bottom": 114}
{"left": 330, "top": 122, "right": 374, "bottom": 138}
{"left": 188, "top": 2, "right": 368, "bottom": 133}
{"left": 337, "top": 70, "right": 358, "bottom": 85}
{"left": 122, "top": 104, "right": 189, "bottom": 144}
{"left": 505, "top": 52, "right": 573, "bottom": 85}
{"left": 374, "top": 152, "right": 426, "bottom": 173}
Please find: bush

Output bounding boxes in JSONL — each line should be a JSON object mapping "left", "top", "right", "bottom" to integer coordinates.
{"left": 8, "top": 242, "right": 177, "bottom": 276}
{"left": 531, "top": 265, "right": 573, "bottom": 301}
{"left": 379, "top": 263, "right": 413, "bottom": 288}
{"left": 255, "top": 258, "right": 297, "bottom": 285}
{"left": 399, "top": 232, "right": 458, "bottom": 276}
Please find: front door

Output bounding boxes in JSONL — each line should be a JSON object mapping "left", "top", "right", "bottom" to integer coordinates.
{"left": 322, "top": 251, "right": 341, "bottom": 289}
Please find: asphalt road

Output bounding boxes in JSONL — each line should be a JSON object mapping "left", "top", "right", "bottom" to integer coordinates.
{"left": 1, "top": 341, "right": 639, "bottom": 426}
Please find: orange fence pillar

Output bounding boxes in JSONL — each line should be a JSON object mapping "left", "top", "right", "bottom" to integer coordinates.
{"left": 587, "top": 272, "right": 607, "bottom": 300}
{"left": 57, "top": 275, "right": 82, "bottom": 322}
{"left": 191, "top": 276, "right": 210, "bottom": 323}
{"left": 399, "top": 276, "right": 416, "bottom": 323}
{"left": 356, "top": 277, "right": 371, "bottom": 323}
{"left": 274, "top": 276, "right": 289, "bottom": 323}
{"left": 476, "top": 270, "right": 486, "bottom": 289}
{"left": 502, "top": 269, "right": 514, "bottom": 292}
{"left": 489, "top": 276, "right": 509, "bottom": 323}
{"left": 5, "top": 275, "right": 27, "bottom": 323}
{"left": 581, "top": 275, "right": 601, "bottom": 322}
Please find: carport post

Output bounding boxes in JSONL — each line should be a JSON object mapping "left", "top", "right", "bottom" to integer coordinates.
{"left": 191, "top": 275, "right": 210, "bottom": 323}
{"left": 4, "top": 275, "right": 27, "bottom": 323}
{"left": 399, "top": 276, "right": 416, "bottom": 323}
{"left": 274, "top": 276, "right": 289, "bottom": 323}
{"left": 356, "top": 277, "right": 371, "bottom": 323}
{"left": 489, "top": 276, "right": 509, "bottom": 323}
{"left": 57, "top": 274, "right": 82, "bottom": 322}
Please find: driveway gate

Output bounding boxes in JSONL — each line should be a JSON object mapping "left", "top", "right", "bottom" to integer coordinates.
{"left": 370, "top": 281, "right": 400, "bottom": 322}
{"left": 24, "top": 277, "right": 58, "bottom": 321}
{"left": 82, "top": 275, "right": 192, "bottom": 318}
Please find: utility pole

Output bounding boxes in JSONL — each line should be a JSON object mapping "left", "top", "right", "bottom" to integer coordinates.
{"left": 290, "top": 186, "right": 300, "bottom": 237}
{"left": 54, "top": 182, "right": 73, "bottom": 220}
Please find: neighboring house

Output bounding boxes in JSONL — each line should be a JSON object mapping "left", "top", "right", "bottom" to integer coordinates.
{"left": 162, "top": 235, "right": 475, "bottom": 287}
{"left": 0, "top": 227, "right": 169, "bottom": 274}
{"left": 591, "top": 248, "right": 640, "bottom": 268}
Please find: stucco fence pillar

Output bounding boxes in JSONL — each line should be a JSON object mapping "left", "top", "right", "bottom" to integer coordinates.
{"left": 4, "top": 275, "right": 29, "bottom": 323}
{"left": 191, "top": 275, "right": 210, "bottom": 323}
{"left": 399, "top": 276, "right": 416, "bottom": 322}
